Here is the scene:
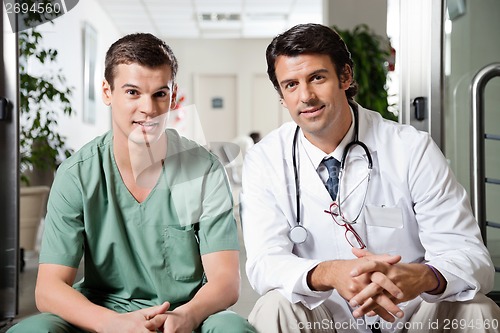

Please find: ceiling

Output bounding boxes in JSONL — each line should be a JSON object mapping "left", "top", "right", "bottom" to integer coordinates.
{"left": 99, "top": 0, "right": 323, "bottom": 39}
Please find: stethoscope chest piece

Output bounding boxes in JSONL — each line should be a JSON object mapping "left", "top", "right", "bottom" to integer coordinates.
{"left": 289, "top": 225, "right": 308, "bottom": 244}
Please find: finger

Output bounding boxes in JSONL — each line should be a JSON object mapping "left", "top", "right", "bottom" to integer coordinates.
{"left": 350, "top": 270, "right": 403, "bottom": 301}
{"left": 354, "top": 293, "right": 403, "bottom": 321}
{"left": 145, "top": 314, "right": 168, "bottom": 331}
{"left": 352, "top": 248, "right": 374, "bottom": 258}
{"left": 352, "top": 297, "right": 394, "bottom": 322}
{"left": 353, "top": 298, "right": 397, "bottom": 323}
{"left": 350, "top": 259, "right": 391, "bottom": 277}
{"left": 370, "top": 271, "right": 404, "bottom": 300}
{"left": 384, "top": 255, "right": 402, "bottom": 265}
{"left": 349, "top": 282, "right": 383, "bottom": 308}
{"left": 352, "top": 248, "right": 401, "bottom": 265}
{"left": 371, "top": 293, "right": 404, "bottom": 319}
{"left": 351, "top": 258, "right": 402, "bottom": 277}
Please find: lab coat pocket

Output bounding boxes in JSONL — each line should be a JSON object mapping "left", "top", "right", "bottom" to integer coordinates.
{"left": 163, "top": 226, "right": 204, "bottom": 281}
{"left": 364, "top": 204, "right": 404, "bottom": 254}
{"left": 365, "top": 204, "right": 403, "bottom": 228}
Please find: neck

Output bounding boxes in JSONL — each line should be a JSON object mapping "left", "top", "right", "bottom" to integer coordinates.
{"left": 113, "top": 133, "right": 167, "bottom": 183}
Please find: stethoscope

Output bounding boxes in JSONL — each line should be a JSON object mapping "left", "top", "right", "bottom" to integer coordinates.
{"left": 289, "top": 101, "right": 373, "bottom": 244}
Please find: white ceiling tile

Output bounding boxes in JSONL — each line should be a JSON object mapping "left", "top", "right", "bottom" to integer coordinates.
{"left": 98, "top": 0, "right": 322, "bottom": 39}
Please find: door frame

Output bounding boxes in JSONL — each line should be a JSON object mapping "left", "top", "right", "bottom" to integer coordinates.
{"left": 0, "top": 6, "right": 19, "bottom": 321}
{"left": 390, "top": 0, "right": 444, "bottom": 148}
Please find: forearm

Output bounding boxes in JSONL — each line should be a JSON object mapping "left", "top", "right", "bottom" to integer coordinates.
{"left": 36, "top": 280, "right": 117, "bottom": 333}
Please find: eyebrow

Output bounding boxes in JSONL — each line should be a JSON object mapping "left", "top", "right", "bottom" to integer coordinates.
{"left": 120, "top": 83, "right": 171, "bottom": 91}
{"left": 279, "top": 68, "right": 330, "bottom": 87}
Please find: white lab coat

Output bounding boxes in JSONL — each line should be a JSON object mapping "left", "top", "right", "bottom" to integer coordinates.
{"left": 240, "top": 105, "right": 494, "bottom": 333}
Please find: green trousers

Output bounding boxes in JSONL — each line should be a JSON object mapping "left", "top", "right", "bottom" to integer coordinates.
{"left": 7, "top": 310, "right": 256, "bottom": 333}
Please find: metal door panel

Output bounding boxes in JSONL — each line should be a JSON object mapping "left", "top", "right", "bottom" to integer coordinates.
{"left": 0, "top": 5, "right": 19, "bottom": 321}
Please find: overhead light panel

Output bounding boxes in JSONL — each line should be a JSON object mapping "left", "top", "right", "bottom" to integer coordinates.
{"left": 199, "top": 13, "right": 241, "bottom": 22}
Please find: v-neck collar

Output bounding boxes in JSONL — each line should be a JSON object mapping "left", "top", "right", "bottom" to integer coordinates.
{"left": 110, "top": 132, "right": 168, "bottom": 206}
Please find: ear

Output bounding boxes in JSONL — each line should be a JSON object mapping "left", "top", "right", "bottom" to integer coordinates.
{"left": 280, "top": 97, "right": 288, "bottom": 109}
{"left": 339, "top": 65, "right": 353, "bottom": 90}
{"left": 170, "top": 83, "right": 178, "bottom": 110}
{"left": 102, "top": 79, "right": 112, "bottom": 106}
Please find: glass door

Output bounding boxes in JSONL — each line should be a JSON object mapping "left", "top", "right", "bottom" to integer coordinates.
{"left": 442, "top": 0, "right": 500, "bottom": 300}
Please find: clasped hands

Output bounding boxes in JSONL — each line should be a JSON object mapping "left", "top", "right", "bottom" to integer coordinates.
{"left": 99, "top": 301, "right": 196, "bottom": 333}
{"left": 335, "top": 248, "right": 432, "bottom": 323}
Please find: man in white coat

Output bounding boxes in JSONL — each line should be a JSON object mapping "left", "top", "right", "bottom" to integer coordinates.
{"left": 240, "top": 23, "right": 500, "bottom": 333}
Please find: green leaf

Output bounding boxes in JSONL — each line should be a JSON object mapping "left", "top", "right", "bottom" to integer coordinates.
{"left": 332, "top": 24, "right": 397, "bottom": 122}
{"left": 19, "top": 25, "right": 76, "bottom": 185}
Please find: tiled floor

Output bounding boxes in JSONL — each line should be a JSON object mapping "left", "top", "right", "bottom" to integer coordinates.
{"left": 8, "top": 209, "right": 260, "bottom": 327}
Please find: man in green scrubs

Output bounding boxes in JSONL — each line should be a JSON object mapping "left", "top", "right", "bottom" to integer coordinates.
{"left": 9, "top": 33, "right": 255, "bottom": 333}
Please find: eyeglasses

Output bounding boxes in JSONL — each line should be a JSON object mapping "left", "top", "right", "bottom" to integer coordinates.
{"left": 324, "top": 202, "right": 366, "bottom": 249}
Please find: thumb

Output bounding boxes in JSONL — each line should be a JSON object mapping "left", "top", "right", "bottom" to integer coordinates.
{"left": 352, "top": 247, "right": 373, "bottom": 258}
{"left": 352, "top": 248, "right": 401, "bottom": 264}
{"left": 145, "top": 301, "right": 170, "bottom": 319}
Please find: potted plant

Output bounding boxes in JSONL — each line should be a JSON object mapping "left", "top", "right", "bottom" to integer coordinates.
{"left": 19, "top": 26, "right": 75, "bottom": 186}
{"left": 333, "top": 24, "right": 397, "bottom": 121}
{"left": 18, "top": 21, "right": 75, "bottom": 266}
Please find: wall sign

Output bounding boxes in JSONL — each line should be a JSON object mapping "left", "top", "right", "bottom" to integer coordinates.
{"left": 211, "top": 97, "right": 223, "bottom": 109}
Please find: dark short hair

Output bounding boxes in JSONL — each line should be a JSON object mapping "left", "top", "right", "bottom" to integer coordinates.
{"left": 104, "top": 33, "right": 178, "bottom": 90}
{"left": 266, "top": 23, "right": 357, "bottom": 99}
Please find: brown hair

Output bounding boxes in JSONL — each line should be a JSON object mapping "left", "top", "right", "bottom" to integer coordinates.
{"left": 266, "top": 23, "right": 357, "bottom": 99}
{"left": 104, "top": 33, "right": 178, "bottom": 90}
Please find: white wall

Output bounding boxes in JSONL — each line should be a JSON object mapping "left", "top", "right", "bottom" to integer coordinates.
{"left": 31, "top": 0, "right": 121, "bottom": 152}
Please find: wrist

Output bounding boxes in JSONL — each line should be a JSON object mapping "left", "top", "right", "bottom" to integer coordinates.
{"left": 424, "top": 264, "right": 444, "bottom": 295}
{"left": 94, "top": 310, "right": 120, "bottom": 333}
{"left": 173, "top": 304, "right": 200, "bottom": 331}
{"left": 307, "top": 261, "right": 339, "bottom": 291}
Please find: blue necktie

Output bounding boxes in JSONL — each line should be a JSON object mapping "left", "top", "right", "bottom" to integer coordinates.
{"left": 323, "top": 157, "right": 341, "bottom": 200}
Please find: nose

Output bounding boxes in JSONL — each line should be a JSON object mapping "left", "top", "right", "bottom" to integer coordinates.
{"left": 139, "top": 96, "right": 157, "bottom": 116}
{"left": 299, "top": 84, "right": 316, "bottom": 105}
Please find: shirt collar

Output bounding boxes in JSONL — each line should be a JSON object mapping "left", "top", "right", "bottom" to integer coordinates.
{"left": 300, "top": 106, "right": 355, "bottom": 170}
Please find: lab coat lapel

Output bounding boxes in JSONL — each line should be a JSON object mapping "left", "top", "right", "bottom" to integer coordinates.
{"left": 297, "top": 139, "right": 333, "bottom": 207}
{"left": 338, "top": 106, "right": 377, "bottom": 222}
{"left": 283, "top": 132, "right": 332, "bottom": 209}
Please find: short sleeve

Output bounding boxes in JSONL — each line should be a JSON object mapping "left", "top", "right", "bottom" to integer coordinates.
{"left": 39, "top": 167, "right": 85, "bottom": 268}
{"left": 197, "top": 159, "right": 239, "bottom": 255}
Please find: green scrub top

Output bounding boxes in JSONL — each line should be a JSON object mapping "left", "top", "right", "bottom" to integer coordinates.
{"left": 39, "top": 129, "right": 239, "bottom": 312}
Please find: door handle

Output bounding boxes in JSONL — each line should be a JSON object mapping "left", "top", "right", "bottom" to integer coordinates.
{"left": 412, "top": 96, "right": 426, "bottom": 121}
{"left": 0, "top": 97, "right": 9, "bottom": 121}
